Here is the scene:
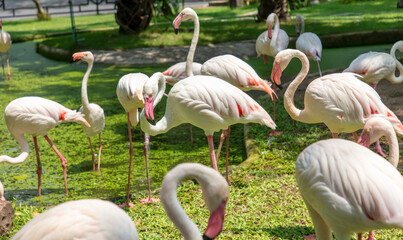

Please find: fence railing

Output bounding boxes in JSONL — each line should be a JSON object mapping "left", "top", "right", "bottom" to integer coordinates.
{"left": 0, "top": 0, "right": 116, "bottom": 19}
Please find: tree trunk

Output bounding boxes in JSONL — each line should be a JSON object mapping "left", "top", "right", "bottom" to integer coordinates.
{"left": 32, "top": 0, "right": 51, "bottom": 20}
{"left": 398, "top": 0, "right": 403, "bottom": 8}
{"left": 115, "top": 0, "right": 154, "bottom": 35}
{"left": 257, "top": 0, "right": 290, "bottom": 22}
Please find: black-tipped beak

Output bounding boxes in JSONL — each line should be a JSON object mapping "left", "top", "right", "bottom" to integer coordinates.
{"left": 173, "top": 27, "right": 179, "bottom": 35}
{"left": 274, "top": 81, "right": 283, "bottom": 90}
{"left": 202, "top": 234, "right": 213, "bottom": 240}
{"left": 147, "top": 118, "right": 156, "bottom": 126}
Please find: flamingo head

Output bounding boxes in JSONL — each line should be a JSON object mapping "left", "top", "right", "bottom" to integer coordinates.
{"left": 358, "top": 116, "right": 395, "bottom": 147}
{"left": 266, "top": 13, "right": 276, "bottom": 39}
{"left": 173, "top": 7, "right": 196, "bottom": 34}
{"left": 72, "top": 51, "right": 94, "bottom": 63}
{"left": 295, "top": 14, "right": 304, "bottom": 36}
{"left": 203, "top": 198, "right": 228, "bottom": 240}
{"left": 271, "top": 49, "right": 294, "bottom": 88}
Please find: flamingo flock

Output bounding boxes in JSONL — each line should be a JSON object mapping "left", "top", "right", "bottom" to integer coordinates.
{"left": 0, "top": 7, "right": 402, "bottom": 240}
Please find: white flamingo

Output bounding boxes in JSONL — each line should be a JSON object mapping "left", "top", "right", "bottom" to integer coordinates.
{"left": 0, "top": 96, "right": 90, "bottom": 197}
{"left": 140, "top": 74, "right": 276, "bottom": 182}
{"left": 116, "top": 72, "right": 161, "bottom": 207}
{"left": 0, "top": 180, "right": 5, "bottom": 201}
{"left": 271, "top": 49, "right": 403, "bottom": 148}
{"left": 161, "top": 162, "right": 229, "bottom": 239}
{"left": 73, "top": 51, "right": 105, "bottom": 172}
{"left": 295, "top": 14, "right": 323, "bottom": 77}
{"left": 343, "top": 40, "right": 403, "bottom": 89}
{"left": 296, "top": 116, "right": 403, "bottom": 240}
{"left": 0, "top": 20, "right": 11, "bottom": 80}
{"left": 10, "top": 199, "right": 139, "bottom": 240}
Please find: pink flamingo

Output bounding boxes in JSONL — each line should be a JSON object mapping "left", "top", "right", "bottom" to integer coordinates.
{"left": 297, "top": 116, "right": 403, "bottom": 240}
{"left": 271, "top": 49, "right": 403, "bottom": 149}
{"left": 116, "top": 72, "right": 161, "bottom": 207}
{"left": 295, "top": 14, "right": 323, "bottom": 77}
{"left": 0, "top": 20, "right": 11, "bottom": 80}
{"left": 343, "top": 40, "right": 403, "bottom": 89}
{"left": 73, "top": 51, "right": 105, "bottom": 171}
{"left": 140, "top": 73, "right": 276, "bottom": 183}
{"left": 0, "top": 96, "right": 90, "bottom": 197}
{"left": 256, "top": 12, "right": 289, "bottom": 130}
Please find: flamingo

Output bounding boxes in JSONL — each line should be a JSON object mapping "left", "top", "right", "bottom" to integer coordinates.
{"left": 271, "top": 49, "right": 403, "bottom": 149}
{"left": 140, "top": 73, "right": 276, "bottom": 183}
{"left": 0, "top": 180, "right": 4, "bottom": 201}
{"left": 0, "top": 96, "right": 90, "bottom": 197}
{"left": 295, "top": 14, "right": 323, "bottom": 77}
{"left": 73, "top": 51, "right": 105, "bottom": 172}
{"left": 255, "top": 12, "right": 289, "bottom": 131}
{"left": 296, "top": 116, "right": 403, "bottom": 240}
{"left": 10, "top": 199, "right": 139, "bottom": 240}
{"left": 161, "top": 162, "right": 229, "bottom": 239}
{"left": 0, "top": 20, "right": 11, "bottom": 80}
{"left": 343, "top": 40, "right": 403, "bottom": 89}
{"left": 116, "top": 73, "right": 160, "bottom": 207}
{"left": 163, "top": 62, "right": 202, "bottom": 85}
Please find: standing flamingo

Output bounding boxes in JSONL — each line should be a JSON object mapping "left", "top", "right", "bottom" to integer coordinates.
{"left": 343, "top": 40, "right": 403, "bottom": 89}
{"left": 271, "top": 49, "right": 403, "bottom": 149}
{"left": 161, "top": 162, "right": 229, "bottom": 239}
{"left": 296, "top": 117, "right": 403, "bottom": 240}
{"left": 10, "top": 199, "right": 139, "bottom": 240}
{"left": 256, "top": 12, "right": 289, "bottom": 130}
{"left": 73, "top": 51, "right": 105, "bottom": 172}
{"left": 116, "top": 73, "right": 160, "bottom": 207}
{"left": 0, "top": 180, "right": 4, "bottom": 201}
{"left": 0, "top": 20, "right": 11, "bottom": 80}
{"left": 0, "top": 96, "right": 90, "bottom": 197}
{"left": 140, "top": 74, "right": 276, "bottom": 183}
{"left": 295, "top": 14, "right": 323, "bottom": 77}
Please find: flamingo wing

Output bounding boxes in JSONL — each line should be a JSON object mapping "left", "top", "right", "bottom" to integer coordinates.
{"left": 162, "top": 62, "right": 202, "bottom": 84}
{"left": 256, "top": 31, "right": 271, "bottom": 57}
{"left": 296, "top": 32, "right": 322, "bottom": 61}
{"left": 275, "top": 29, "right": 289, "bottom": 54}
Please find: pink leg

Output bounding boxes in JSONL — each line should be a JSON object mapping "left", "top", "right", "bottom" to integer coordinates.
{"left": 140, "top": 133, "right": 159, "bottom": 204}
{"left": 368, "top": 230, "right": 374, "bottom": 240}
{"left": 189, "top": 124, "right": 193, "bottom": 147}
{"left": 375, "top": 140, "right": 387, "bottom": 157}
{"left": 0, "top": 53, "right": 5, "bottom": 81}
{"left": 207, "top": 135, "right": 218, "bottom": 171}
{"left": 352, "top": 132, "right": 358, "bottom": 142}
{"left": 263, "top": 55, "right": 268, "bottom": 64}
{"left": 97, "top": 134, "right": 102, "bottom": 171}
{"left": 88, "top": 137, "right": 95, "bottom": 171}
{"left": 215, "top": 128, "right": 231, "bottom": 184}
{"left": 358, "top": 233, "right": 363, "bottom": 240}
{"left": 119, "top": 113, "right": 135, "bottom": 208}
{"left": 269, "top": 84, "right": 282, "bottom": 136}
{"left": 6, "top": 52, "right": 10, "bottom": 80}
{"left": 216, "top": 130, "right": 226, "bottom": 160}
{"left": 43, "top": 135, "right": 68, "bottom": 197}
{"left": 33, "top": 136, "right": 42, "bottom": 197}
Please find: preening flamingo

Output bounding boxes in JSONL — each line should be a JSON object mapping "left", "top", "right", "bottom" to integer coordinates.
{"left": 296, "top": 117, "right": 403, "bottom": 240}
{"left": 295, "top": 14, "right": 323, "bottom": 77}
{"left": 0, "top": 20, "right": 11, "bottom": 80}
{"left": 140, "top": 74, "right": 276, "bottom": 183}
{"left": 0, "top": 180, "right": 5, "bottom": 201}
{"left": 271, "top": 49, "right": 403, "bottom": 145}
{"left": 10, "top": 199, "right": 139, "bottom": 240}
{"left": 343, "top": 40, "right": 403, "bottom": 89}
{"left": 116, "top": 73, "right": 160, "bottom": 207}
{"left": 0, "top": 96, "right": 90, "bottom": 197}
{"left": 255, "top": 12, "right": 289, "bottom": 129}
{"left": 163, "top": 61, "right": 202, "bottom": 85}
{"left": 73, "top": 51, "right": 105, "bottom": 171}
{"left": 161, "top": 163, "right": 229, "bottom": 239}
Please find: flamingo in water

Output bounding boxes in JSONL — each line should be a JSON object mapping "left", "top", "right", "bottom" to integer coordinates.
{"left": 11, "top": 163, "right": 228, "bottom": 240}
{"left": 73, "top": 51, "right": 105, "bottom": 171}
{"left": 297, "top": 116, "right": 403, "bottom": 240}
{"left": 255, "top": 12, "right": 289, "bottom": 130}
{"left": 295, "top": 14, "right": 323, "bottom": 77}
{"left": 116, "top": 72, "right": 163, "bottom": 206}
{"left": 140, "top": 72, "right": 276, "bottom": 183}
{"left": 0, "top": 96, "right": 90, "bottom": 197}
{"left": 271, "top": 49, "right": 403, "bottom": 151}
{"left": 0, "top": 20, "right": 11, "bottom": 80}
{"left": 343, "top": 40, "right": 403, "bottom": 89}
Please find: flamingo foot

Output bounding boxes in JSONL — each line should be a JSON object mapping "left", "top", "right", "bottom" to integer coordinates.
{"left": 118, "top": 202, "right": 136, "bottom": 208}
{"left": 269, "top": 130, "right": 283, "bottom": 136}
{"left": 303, "top": 234, "right": 315, "bottom": 240}
{"left": 139, "top": 197, "right": 160, "bottom": 204}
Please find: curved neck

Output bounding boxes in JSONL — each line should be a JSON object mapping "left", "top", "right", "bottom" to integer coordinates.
{"left": 0, "top": 134, "right": 30, "bottom": 164}
{"left": 81, "top": 60, "right": 94, "bottom": 111}
{"left": 152, "top": 73, "right": 167, "bottom": 109}
{"left": 186, "top": 12, "right": 200, "bottom": 78}
{"left": 388, "top": 44, "right": 403, "bottom": 83}
{"left": 270, "top": 15, "right": 280, "bottom": 50}
{"left": 299, "top": 18, "right": 305, "bottom": 34}
{"left": 385, "top": 129, "right": 399, "bottom": 168}
{"left": 284, "top": 51, "right": 314, "bottom": 123}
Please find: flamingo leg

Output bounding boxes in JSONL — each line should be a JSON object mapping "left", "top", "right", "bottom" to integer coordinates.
{"left": 216, "top": 130, "right": 226, "bottom": 160}
{"left": 97, "top": 133, "right": 102, "bottom": 171}
{"left": 6, "top": 51, "right": 10, "bottom": 80}
{"left": 224, "top": 128, "right": 231, "bottom": 184}
{"left": 43, "top": 135, "right": 68, "bottom": 197}
{"left": 0, "top": 53, "right": 5, "bottom": 81}
{"left": 189, "top": 124, "right": 193, "bottom": 147}
{"left": 140, "top": 133, "right": 159, "bottom": 204}
{"left": 33, "top": 136, "right": 42, "bottom": 197}
{"left": 352, "top": 132, "right": 359, "bottom": 142}
{"left": 119, "top": 112, "right": 135, "bottom": 208}
{"left": 88, "top": 137, "right": 95, "bottom": 171}
{"left": 207, "top": 135, "right": 218, "bottom": 171}
{"left": 368, "top": 230, "right": 374, "bottom": 240}
{"left": 263, "top": 54, "right": 268, "bottom": 64}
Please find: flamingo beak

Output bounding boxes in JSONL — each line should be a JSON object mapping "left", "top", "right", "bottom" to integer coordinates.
{"left": 144, "top": 96, "right": 155, "bottom": 125}
{"left": 357, "top": 129, "right": 370, "bottom": 148}
{"left": 83, "top": 120, "right": 91, "bottom": 127}
{"left": 203, "top": 199, "right": 227, "bottom": 240}
{"left": 267, "top": 27, "right": 272, "bottom": 39}
{"left": 271, "top": 61, "right": 283, "bottom": 89}
{"left": 173, "top": 14, "right": 183, "bottom": 35}
{"left": 72, "top": 52, "right": 86, "bottom": 62}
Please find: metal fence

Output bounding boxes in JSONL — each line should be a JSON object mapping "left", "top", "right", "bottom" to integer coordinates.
{"left": 0, "top": 0, "right": 116, "bottom": 19}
